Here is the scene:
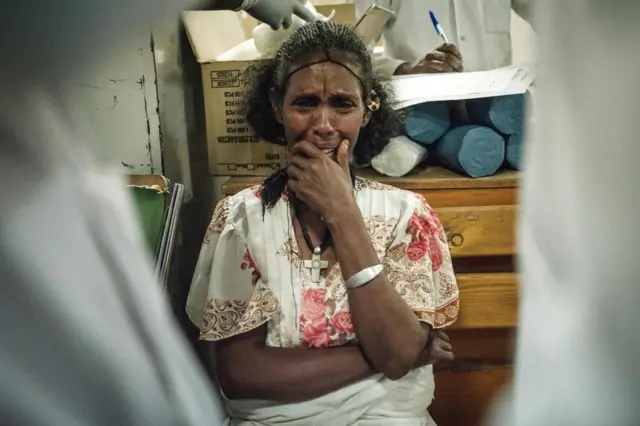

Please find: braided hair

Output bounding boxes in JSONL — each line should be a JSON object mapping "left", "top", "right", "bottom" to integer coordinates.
{"left": 246, "top": 20, "right": 402, "bottom": 211}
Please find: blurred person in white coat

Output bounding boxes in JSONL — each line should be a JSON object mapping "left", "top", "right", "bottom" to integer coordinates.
{"left": 353, "top": 0, "right": 533, "bottom": 77}
{"left": 0, "top": 1, "right": 312, "bottom": 425}
{"left": 488, "top": 1, "right": 640, "bottom": 424}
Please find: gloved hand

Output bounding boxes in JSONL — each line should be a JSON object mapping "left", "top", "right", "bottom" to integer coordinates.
{"left": 243, "top": 0, "right": 316, "bottom": 30}
{"left": 395, "top": 43, "right": 463, "bottom": 75}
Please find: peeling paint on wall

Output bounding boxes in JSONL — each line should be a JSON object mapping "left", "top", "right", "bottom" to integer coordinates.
{"left": 150, "top": 32, "right": 165, "bottom": 176}
{"left": 65, "top": 32, "right": 163, "bottom": 175}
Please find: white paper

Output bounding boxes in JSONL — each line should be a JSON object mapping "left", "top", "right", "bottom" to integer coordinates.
{"left": 389, "top": 65, "right": 535, "bottom": 110}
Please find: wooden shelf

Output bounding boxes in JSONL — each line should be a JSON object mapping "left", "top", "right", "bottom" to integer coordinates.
{"left": 221, "top": 166, "right": 521, "bottom": 196}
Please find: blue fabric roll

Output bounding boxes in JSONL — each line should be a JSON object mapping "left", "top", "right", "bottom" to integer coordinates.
{"left": 403, "top": 101, "right": 450, "bottom": 145}
{"left": 466, "top": 94, "right": 526, "bottom": 135}
{"left": 435, "top": 125, "right": 505, "bottom": 178}
{"left": 506, "top": 131, "right": 524, "bottom": 170}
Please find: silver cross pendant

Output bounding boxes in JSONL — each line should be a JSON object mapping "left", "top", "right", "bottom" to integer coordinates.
{"left": 303, "top": 247, "right": 329, "bottom": 283}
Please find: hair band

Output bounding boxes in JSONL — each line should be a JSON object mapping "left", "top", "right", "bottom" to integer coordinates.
{"left": 283, "top": 55, "right": 382, "bottom": 112}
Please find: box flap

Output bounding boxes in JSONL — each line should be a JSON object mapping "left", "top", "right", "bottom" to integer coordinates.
{"left": 353, "top": 5, "right": 394, "bottom": 46}
{"left": 183, "top": 4, "right": 390, "bottom": 64}
{"left": 315, "top": 3, "right": 355, "bottom": 26}
{"left": 183, "top": 11, "right": 247, "bottom": 64}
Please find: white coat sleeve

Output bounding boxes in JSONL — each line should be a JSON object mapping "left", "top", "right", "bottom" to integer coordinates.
{"left": 371, "top": 52, "right": 407, "bottom": 79}
{"left": 490, "top": 1, "right": 640, "bottom": 425}
{"left": 0, "top": 0, "right": 227, "bottom": 425}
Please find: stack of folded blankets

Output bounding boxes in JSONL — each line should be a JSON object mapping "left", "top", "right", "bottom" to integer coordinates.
{"left": 372, "top": 93, "right": 530, "bottom": 178}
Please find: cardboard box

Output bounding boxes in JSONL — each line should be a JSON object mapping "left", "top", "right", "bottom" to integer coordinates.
{"left": 183, "top": 4, "right": 392, "bottom": 176}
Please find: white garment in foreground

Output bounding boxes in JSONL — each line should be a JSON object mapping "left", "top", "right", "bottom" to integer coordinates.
{"left": 0, "top": 98, "right": 228, "bottom": 426}
{"left": 353, "top": 0, "right": 532, "bottom": 77}
{"left": 0, "top": 0, "right": 228, "bottom": 424}
{"left": 491, "top": 1, "right": 640, "bottom": 425}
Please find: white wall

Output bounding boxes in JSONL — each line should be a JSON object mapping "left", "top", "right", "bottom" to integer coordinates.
{"left": 69, "top": 32, "right": 162, "bottom": 175}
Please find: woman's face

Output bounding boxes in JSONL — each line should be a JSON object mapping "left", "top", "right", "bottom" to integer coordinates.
{"left": 270, "top": 52, "right": 371, "bottom": 159}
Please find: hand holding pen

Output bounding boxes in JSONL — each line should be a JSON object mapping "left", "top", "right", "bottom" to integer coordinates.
{"left": 395, "top": 10, "right": 463, "bottom": 75}
{"left": 427, "top": 10, "right": 463, "bottom": 72}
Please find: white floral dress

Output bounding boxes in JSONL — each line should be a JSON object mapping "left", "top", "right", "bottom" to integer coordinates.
{"left": 186, "top": 177, "right": 459, "bottom": 426}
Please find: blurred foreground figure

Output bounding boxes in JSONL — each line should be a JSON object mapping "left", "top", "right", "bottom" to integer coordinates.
{"left": 0, "top": 1, "right": 311, "bottom": 425}
{"left": 491, "top": 1, "right": 640, "bottom": 425}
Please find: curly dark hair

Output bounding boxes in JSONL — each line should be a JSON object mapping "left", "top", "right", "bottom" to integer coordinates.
{"left": 246, "top": 20, "right": 402, "bottom": 210}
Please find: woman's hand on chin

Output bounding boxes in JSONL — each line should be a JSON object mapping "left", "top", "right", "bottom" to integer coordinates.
{"left": 286, "top": 139, "right": 358, "bottom": 222}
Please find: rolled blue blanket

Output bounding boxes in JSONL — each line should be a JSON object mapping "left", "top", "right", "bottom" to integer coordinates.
{"left": 403, "top": 101, "right": 450, "bottom": 145}
{"left": 435, "top": 125, "right": 505, "bottom": 178}
{"left": 506, "top": 131, "right": 524, "bottom": 170}
{"left": 466, "top": 94, "right": 526, "bottom": 135}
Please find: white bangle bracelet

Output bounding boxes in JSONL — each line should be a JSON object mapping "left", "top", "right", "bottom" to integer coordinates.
{"left": 345, "top": 264, "right": 384, "bottom": 289}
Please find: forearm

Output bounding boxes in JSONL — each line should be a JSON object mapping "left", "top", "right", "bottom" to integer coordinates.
{"left": 218, "top": 342, "right": 375, "bottom": 402}
{"left": 326, "top": 204, "right": 428, "bottom": 379}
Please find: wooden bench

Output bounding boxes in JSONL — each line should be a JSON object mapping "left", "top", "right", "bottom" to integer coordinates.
{"left": 222, "top": 166, "right": 520, "bottom": 426}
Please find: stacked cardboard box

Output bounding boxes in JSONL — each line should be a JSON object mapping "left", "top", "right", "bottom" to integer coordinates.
{"left": 183, "top": 4, "right": 391, "bottom": 175}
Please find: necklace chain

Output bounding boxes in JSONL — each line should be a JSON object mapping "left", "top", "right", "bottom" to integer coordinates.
{"left": 292, "top": 199, "right": 332, "bottom": 254}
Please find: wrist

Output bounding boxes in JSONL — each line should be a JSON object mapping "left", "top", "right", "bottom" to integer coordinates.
{"left": 394, "top": 62, "right": 413, "bottom": 76}
{"left": 323, "top": 197, "right": 360, "bottom": 229}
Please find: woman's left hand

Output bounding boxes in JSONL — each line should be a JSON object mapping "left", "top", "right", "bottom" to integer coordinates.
{"left": 287, "top": 139, "right": 356, "bottom": 220}
{"left": 413, "top": 329, "right": 454, "bottom": 367}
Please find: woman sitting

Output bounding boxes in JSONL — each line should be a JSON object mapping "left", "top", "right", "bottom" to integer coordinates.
{"left": 186, "top": 21, "right": 459, "bottom": 426}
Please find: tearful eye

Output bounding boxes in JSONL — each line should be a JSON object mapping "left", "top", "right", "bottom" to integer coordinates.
{"left": 331, "top": 99, "right": 358, "bottom": 112}
{"left": 293, "top": 97, "right": 317, "bottom": 108}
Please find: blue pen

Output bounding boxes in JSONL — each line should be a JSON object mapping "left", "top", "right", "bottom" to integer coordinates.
{"left": 429, "top": 10, "right": 449, "bottom": 44}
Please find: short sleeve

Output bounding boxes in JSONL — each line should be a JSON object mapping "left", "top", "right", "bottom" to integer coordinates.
{"left": 185, "top": 196, "right": 280, "bottom": 341}
{"left": 384, "top": 193, "right": 459, "bottom": 328}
